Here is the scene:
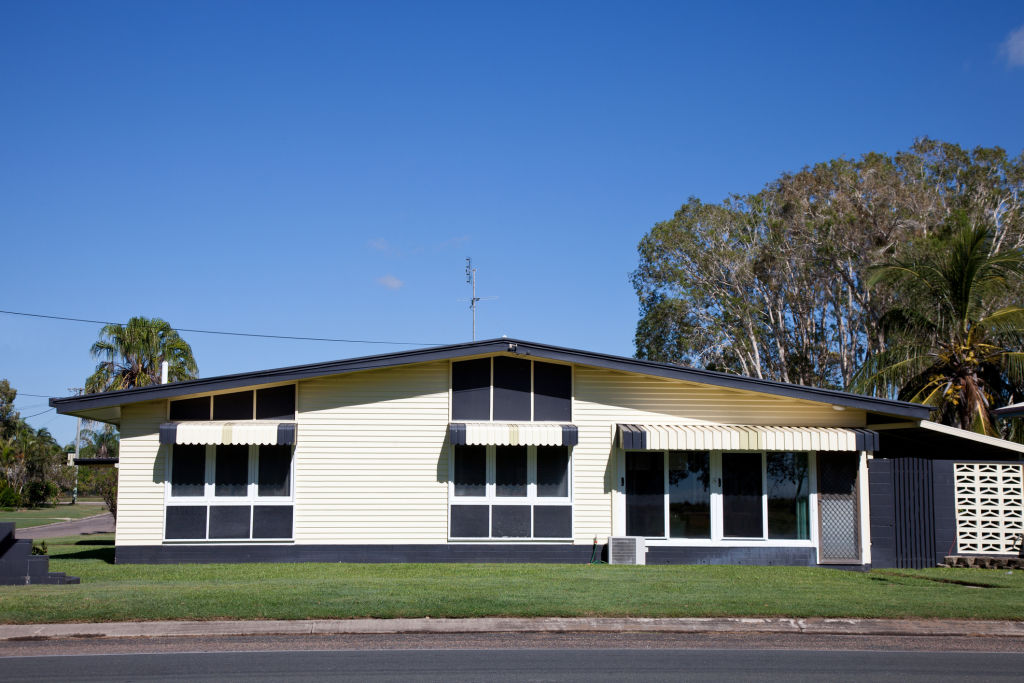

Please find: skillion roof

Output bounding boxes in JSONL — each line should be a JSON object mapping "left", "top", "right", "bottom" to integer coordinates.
{"left": 50, "top": 338, "right": 931, "bottom": 421}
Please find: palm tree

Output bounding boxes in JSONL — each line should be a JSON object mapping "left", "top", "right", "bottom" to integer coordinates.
{"left": 85, "top": 317, "right": 198, "bottom": 393}
{"left": 851, "top": 222, "right": 1024, "bottom": 435}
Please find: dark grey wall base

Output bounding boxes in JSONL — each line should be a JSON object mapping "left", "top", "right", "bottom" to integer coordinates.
{"left": 646, "top": 546, "right": 817, "bottom": 566}
{"left": 116, "top": 543, "right": 825, "bottom": 566}
{"left": 116, "top": 543, "right": 601, "bottom": 565}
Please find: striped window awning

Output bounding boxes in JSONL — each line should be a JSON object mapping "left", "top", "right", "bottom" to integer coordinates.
{"left": 159, "top": 422, "right": 297, "bottom": 446}
{"left": 617, "top": 424, "right": 879, "bottom": 452}
{"left": 450, "top": 423, "right": 579, "bottom": 447}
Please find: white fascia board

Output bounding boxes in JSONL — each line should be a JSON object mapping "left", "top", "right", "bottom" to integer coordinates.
{"left": 918, "top": 420, "right": 1024, "bottom": 455}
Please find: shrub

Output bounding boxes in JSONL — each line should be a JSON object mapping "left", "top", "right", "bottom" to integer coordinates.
{"left": 0, "top": 482, "right": 22, "bottom": 508}
{"left": 25, "top": 481, "right": 60, "bottom": 508}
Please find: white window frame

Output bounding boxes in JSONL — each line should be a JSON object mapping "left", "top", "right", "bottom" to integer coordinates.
{"left": 616, "top": 448, "right": 819, "bottom": 548}
{"left": 164, "top": 443, "right": 295, "bottom": 542}
{"left": 448, "top": 444, "right": 573, "bottom": 541}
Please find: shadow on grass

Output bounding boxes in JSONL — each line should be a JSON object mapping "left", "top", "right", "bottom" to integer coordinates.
{"left": 53, "top": 546, "right": 115, "bottom": 563}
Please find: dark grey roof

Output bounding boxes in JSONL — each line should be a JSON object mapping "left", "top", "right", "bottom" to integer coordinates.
{"left": 50, "top": 338, "right": 931, "bottom": 419}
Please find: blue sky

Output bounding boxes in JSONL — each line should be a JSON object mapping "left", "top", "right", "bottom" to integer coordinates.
{"left": 3, "top": 1, "right": 1024, "bottom": 444}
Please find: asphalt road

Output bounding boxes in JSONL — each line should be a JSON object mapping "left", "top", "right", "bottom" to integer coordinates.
{"left": 2, "top": 646, "right": 1023, "bottom": 681}
{"left": 13, "top": 511, "right": 113, "bottom": 539}
{"left": 2, "top": 634, "right": 1023, "bottom": 682}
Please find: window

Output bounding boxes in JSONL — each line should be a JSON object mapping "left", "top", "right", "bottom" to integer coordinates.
{"left": 450, "top": 444, "right": 572, "bottom": 539}
{"left": 451, "top": 358, "right": 571, "bottom": 422}
{"left": 169, "top": 386, "right": 295, "bottom": 422}
{"left": 624, "top": 450, "right": 815, "bottom": 543}
{"left": 165, "top": 443, "right": 294, "bottom": 541}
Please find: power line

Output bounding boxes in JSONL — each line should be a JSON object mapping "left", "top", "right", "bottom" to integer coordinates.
{"left": 21, "top": 407, "right": 54, "bottom": 419}
{"left": 0, "top": 309, "right": 448, "bottom": 347}
{"left": 14, "top": 393, "right": 57, "bottom": 399}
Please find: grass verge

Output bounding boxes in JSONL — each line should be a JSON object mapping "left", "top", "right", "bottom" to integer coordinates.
{"left": 0, "top": 505, "right": 107, "bottom": 529}
{"left": 0, "top": 534, "right": 1022, "bottom": 624}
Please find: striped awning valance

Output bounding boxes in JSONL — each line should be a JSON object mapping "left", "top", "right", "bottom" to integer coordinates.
{"left": 159, "top": 422, "right": 297, "bottom": 446}
{"left": 617, "top": 424, "right": 878, "bottom": 452}
{"left": 450, "top": 423, "right": 579, "bottom": 447}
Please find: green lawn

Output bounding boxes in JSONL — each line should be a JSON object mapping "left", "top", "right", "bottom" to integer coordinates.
{"left": 1, "top": 534, "right": 1023, "bottom": 624}
{"left": 0, "top": 504, "right": 107, "bottom": 529}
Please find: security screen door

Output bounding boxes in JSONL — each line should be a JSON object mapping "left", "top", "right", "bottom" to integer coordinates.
{"left": 626, "top": 451, "right": 665, "bottom": 537}
{"left": 817, "top": 453, "right": 861, "bottom": 562}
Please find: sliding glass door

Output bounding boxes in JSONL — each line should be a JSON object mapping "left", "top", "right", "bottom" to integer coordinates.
{"left": 625, "top": 450, "right": 816, "bottom": 542}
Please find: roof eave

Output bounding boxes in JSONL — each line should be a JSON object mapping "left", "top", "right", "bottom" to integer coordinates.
{"left": 50, "top": 338, "right": 931, "bottom": 420}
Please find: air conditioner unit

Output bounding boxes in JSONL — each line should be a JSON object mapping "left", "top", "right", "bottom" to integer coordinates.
{"left": 608, "top": 536, "right": 646, "bottom": 565}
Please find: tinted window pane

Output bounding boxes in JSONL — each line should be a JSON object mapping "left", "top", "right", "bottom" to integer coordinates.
{"left": 256, "top": 385, "right": 295, "bottom": 420}
{"left": 537, "top": 446, "right": 569, "bottom": 497}
{"left": 626, "top": 451, "right": 664, "bottom": 537}
{"left": 452, "top": 358, "right": 491, "bottom": 420}
{"left": 767, "top": 452, "right": 810, "bottom": 540}
{"left": 258, "top": 445, "right": 291, "bottom": 496}
{"left": 169, "top": 396, "right": 210, "bottom": 421}
{"left": 495, "top": 445, "right": 527, "bottom": 497}
{"left": 171, "top": 444, "right": 206, "bottom": 496}
{"left": 215, "top": 445, "right": 249, "bottom": 497}
{"left": 165, "top": 506, "right": 207, "bottom": 539}
{"left": 453, "top": 446, "right": 486, "bottom": 496}
{"left": 533, "top": 361, "right": 571, "bottom": 422}
{"left": 669, "top": 451, "right": 711, "bottom": 539}
{"left": 451, "top": 505, "right": 489, "bottom": 537}
{"left": 213, "top": 391, "right": 253, "bottom": 420}
{"left": 253, "top": 505, "right": 293, "bottom": 538}
{"left": 492, "top": 505, "right": 530, "bottom": 537}
{"left": 209, "top": 505, "right": 251, "bottom": 539}
{"left": 723, "top": 453, "right": 763, "bottom": 538}
{"left": 493, "top": 357, "right": 531, "bottom": 421}
{"left": 533, "top": 505, "right": 572, "bottom": 538}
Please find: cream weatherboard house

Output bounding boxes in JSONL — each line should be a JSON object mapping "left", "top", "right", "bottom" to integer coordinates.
{"left": 51, "top": 339, "right": 1024, "bottom": 567}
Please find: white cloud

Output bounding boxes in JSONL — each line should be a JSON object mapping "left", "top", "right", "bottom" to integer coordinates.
{"left": 1002, "top": 24, "right": 1024, "bottom": 67}
{"left": 377, "top": 274, "right": 403, "bottom": 290}
{"left": 368, "top": 238, "right": 390, "bottom": 251}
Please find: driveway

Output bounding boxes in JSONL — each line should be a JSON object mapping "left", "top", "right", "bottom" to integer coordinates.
{"left": 14, "top": 512, "right": 114, "bottom": 539}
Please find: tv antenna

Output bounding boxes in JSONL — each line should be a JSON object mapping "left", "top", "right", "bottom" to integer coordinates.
{"left": 463, "top": 258, "right": 496, "bottom": 340}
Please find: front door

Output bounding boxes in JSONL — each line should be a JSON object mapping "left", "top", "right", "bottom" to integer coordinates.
{"left": 626, "top": 451, "right": 664, "bottom": 537}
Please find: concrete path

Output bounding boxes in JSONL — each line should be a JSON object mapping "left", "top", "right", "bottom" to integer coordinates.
{"left": 13, "top": 512, "right": 113, "bottom": 540}
{"left": 2, "top": 617, "right": 1023, "bottom": 641}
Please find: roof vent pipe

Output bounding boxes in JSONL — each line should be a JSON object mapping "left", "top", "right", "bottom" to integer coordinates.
{"left": 161, "top": 361, "right": 169, "bottom": 385}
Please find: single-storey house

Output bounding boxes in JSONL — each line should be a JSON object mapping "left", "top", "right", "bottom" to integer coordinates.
{"left": 50, "top": 339, "right": 1024, "bottom": 568}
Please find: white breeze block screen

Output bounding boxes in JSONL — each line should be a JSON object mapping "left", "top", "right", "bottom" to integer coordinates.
{"left": 955, "top": 463, "right": 1024, "bottom": 554}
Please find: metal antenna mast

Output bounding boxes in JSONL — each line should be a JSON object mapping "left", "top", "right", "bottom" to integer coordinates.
{"left": 464, "top": 258, "right": 495, "bottom": 340}
{"left": 466, "top": 258, "right": 480, "bottom": 340}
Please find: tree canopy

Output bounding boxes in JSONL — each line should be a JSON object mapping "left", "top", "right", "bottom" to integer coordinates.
{"left": 633, "top": 138, "right": 1024, "bottom": 434}
{"left": 85, "top": 316, "right": 198, "bottom": 393}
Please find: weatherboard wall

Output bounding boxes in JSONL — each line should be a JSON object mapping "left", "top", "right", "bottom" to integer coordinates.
{"left": 112, "top": 356, "right": 871, "bottom": 551}
{"left": 292, "top": 361, "right": 451, "bottom": 544}
{"left": 115, "top": 400, "right": 167, "bottom": 546}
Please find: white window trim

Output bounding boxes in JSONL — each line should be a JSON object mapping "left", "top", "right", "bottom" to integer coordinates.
{"left": 164, "top": 443, "right": 295, "bottom": 542}
{"left": 616, "top": 448, "right": 819, "bottom": 548}
{"left": 448, "top": 444, "right": 573, "bottom": 541}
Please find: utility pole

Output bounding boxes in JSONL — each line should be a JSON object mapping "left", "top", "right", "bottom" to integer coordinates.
{"left": 69, "top": 387, "right": 82, "bottom": 505}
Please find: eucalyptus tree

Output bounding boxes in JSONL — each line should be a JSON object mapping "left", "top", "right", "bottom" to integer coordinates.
{"left": 633, "top": 139, "right": 1024, "bottom": 394}
{"left": 85, "top": 317, "right": 198, "bottom": 393}
{"left": 851, "top": 222, "right": 1024, "bottom": 434}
